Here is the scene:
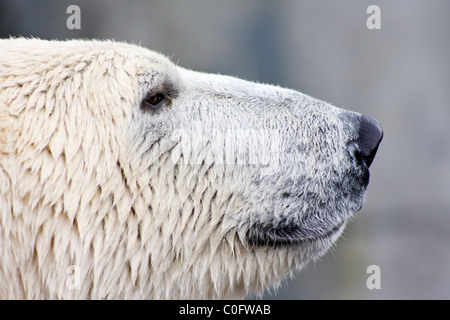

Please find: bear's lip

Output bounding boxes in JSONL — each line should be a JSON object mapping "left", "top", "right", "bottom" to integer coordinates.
{"left": 246, "top": 219, "right": 346, "bottom": 247}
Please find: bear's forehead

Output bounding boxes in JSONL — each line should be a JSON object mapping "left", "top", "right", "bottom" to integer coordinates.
{"left": 2, "top": 38, "right": 176, "bottom": 78}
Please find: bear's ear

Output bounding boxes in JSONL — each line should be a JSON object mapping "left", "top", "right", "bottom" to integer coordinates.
{"left": 141, "top": 92, "right": 167, "bottom": 111}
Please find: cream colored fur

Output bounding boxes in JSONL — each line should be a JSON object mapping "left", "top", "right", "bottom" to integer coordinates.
{"left": 0, "top": 39, "right": 369, "bottom": 299}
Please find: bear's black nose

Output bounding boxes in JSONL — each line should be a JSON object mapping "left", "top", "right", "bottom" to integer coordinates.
{"left": 348, "top": 115, "right": 383, "bottom": 168}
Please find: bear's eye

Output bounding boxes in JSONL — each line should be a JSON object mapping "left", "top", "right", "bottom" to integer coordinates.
{"left": 141, "top": 93, "right": 166, "bottom": 110}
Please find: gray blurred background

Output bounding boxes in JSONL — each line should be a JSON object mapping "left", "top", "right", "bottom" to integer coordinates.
{"left": 1, "top": 0, "right": 449, "bottom": 299}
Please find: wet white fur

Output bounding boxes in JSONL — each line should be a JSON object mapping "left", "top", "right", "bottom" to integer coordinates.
{"left": 0, "top": 39, "right": 364, "bottom": 299}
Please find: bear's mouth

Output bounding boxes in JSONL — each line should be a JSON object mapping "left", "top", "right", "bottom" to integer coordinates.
{"left": 246, "top": 219, "right": 346, "bottom": 247}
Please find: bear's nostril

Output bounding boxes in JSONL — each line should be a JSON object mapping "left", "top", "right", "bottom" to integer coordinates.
{"left": 347, "top": 141, "right": 363, "bottom": 163}
{"left": 348, "top": 115, "right": 383, "bottom": 168}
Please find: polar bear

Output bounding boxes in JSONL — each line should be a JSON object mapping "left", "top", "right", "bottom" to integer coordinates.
{"left": 0, "top": 38, "right": 382, "bottom": 299}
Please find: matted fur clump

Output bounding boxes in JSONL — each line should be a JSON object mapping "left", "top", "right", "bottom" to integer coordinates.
{"left": 0, "top": 38, "right": 381, "bottom": 299}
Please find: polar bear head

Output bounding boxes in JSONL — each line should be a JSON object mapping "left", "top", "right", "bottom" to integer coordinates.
{"left": 0, "top": 39, "right": 382, "bottom": 299}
